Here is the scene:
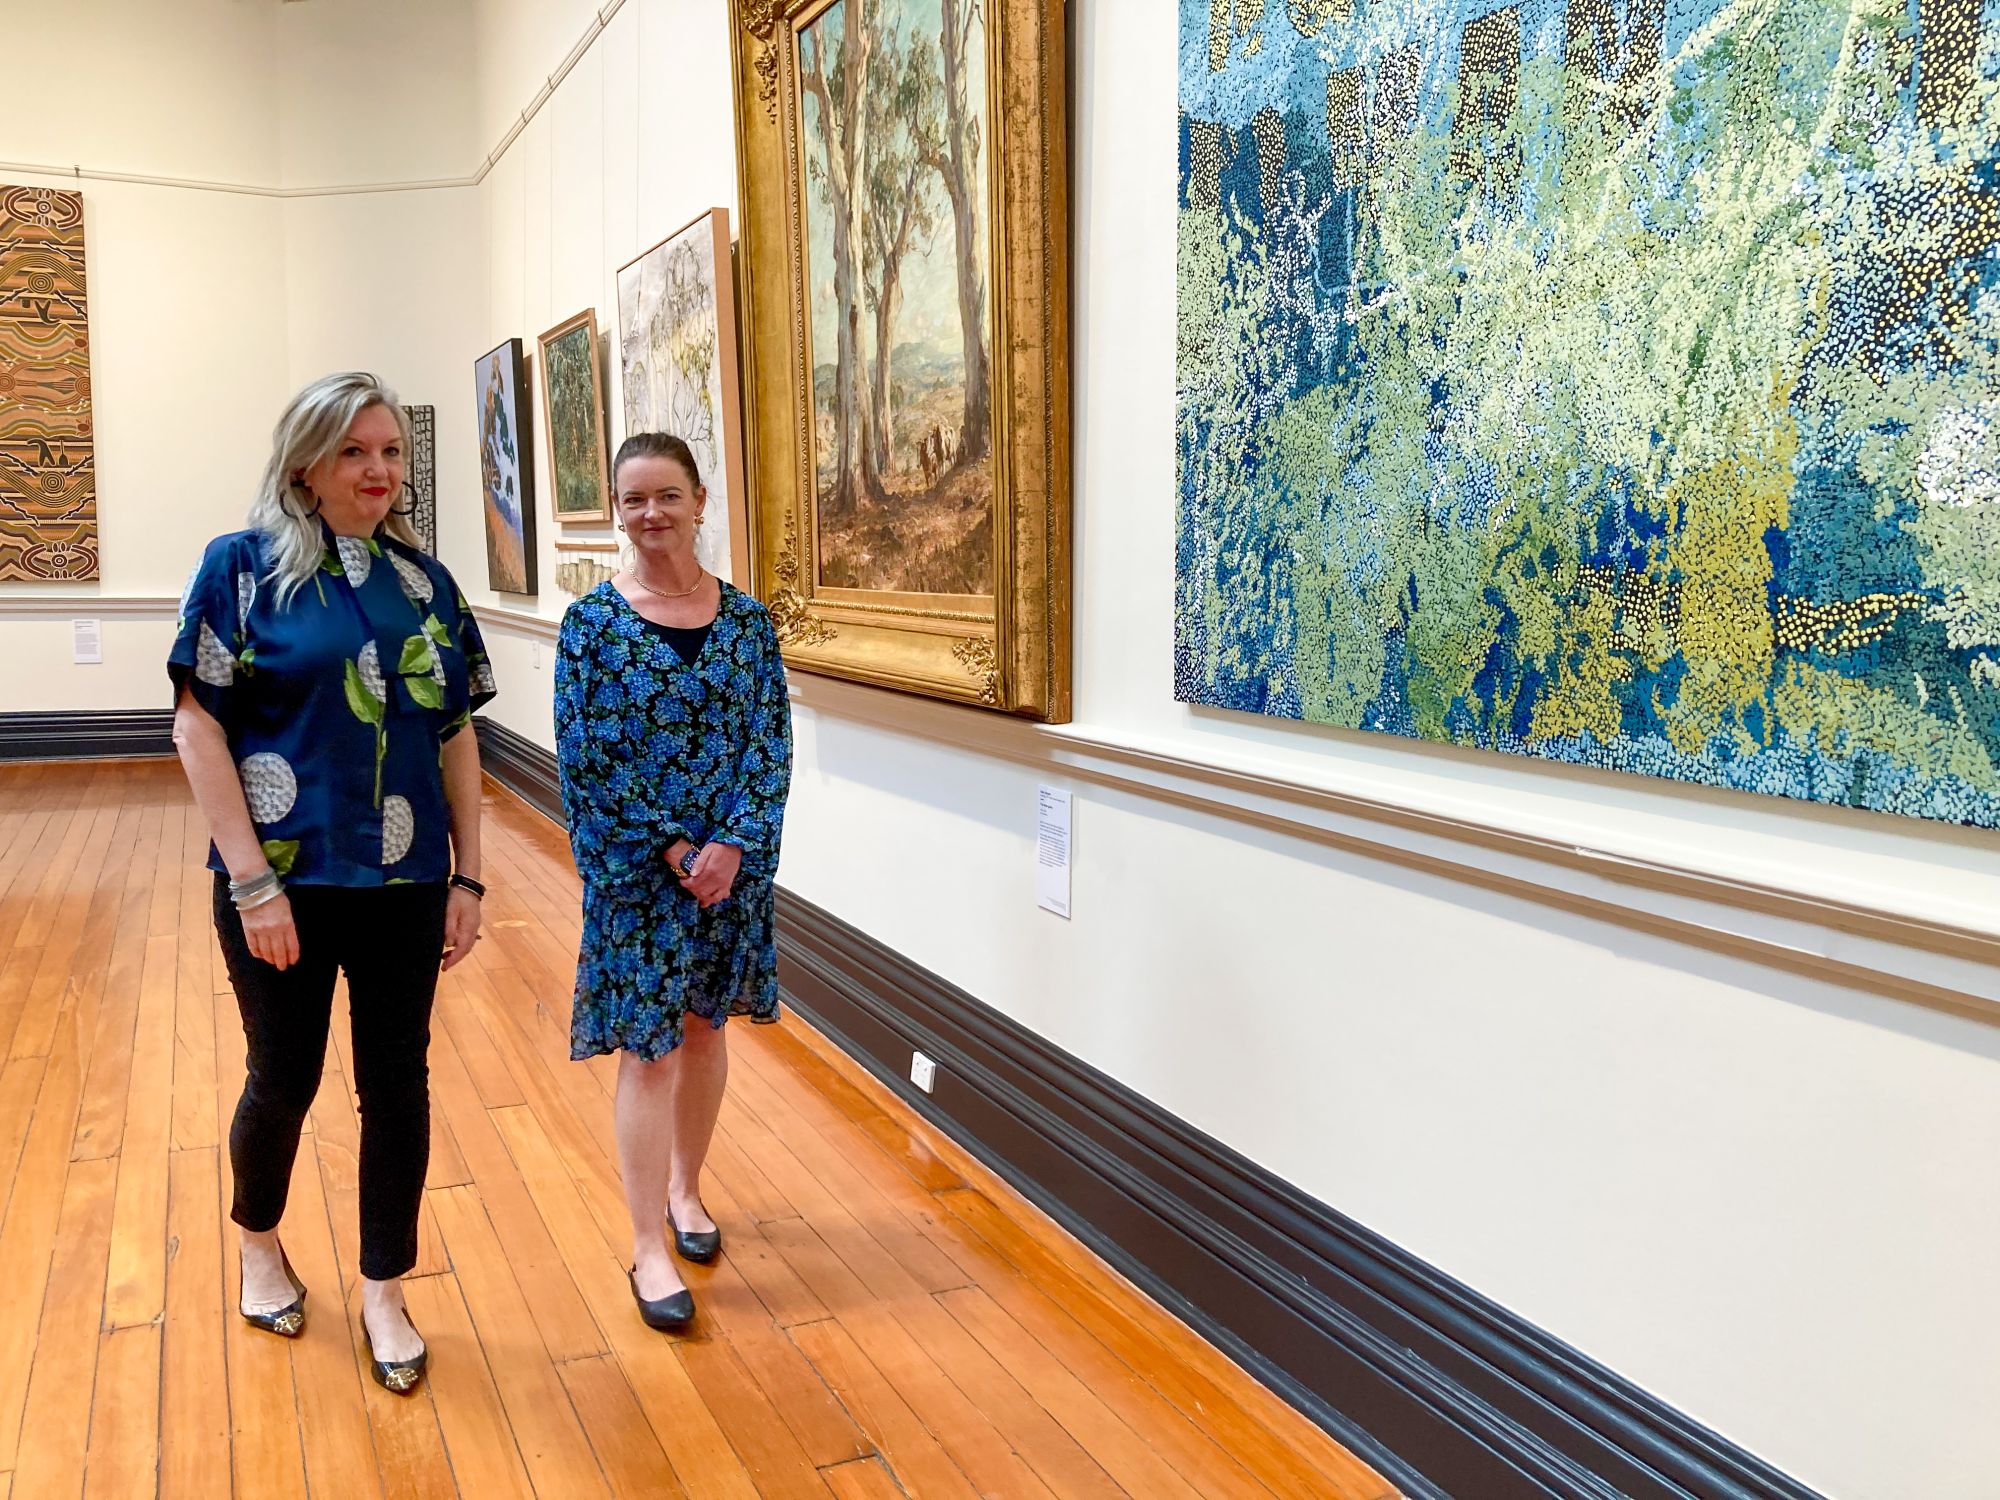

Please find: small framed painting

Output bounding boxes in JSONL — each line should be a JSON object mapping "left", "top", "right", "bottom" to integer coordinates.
{"left": 537, "top": 310, "right": 613, "bottom": 525}
{"left": 473, "top": 337, "right": 537, "bottom": 594}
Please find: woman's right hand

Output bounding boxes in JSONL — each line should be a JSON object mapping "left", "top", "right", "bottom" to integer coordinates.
{"left": 240, "top": 891, "right": 301, "bottom": 971}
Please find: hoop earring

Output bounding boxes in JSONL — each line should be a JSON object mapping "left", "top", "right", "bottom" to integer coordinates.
{"left": 289, "top": 478, "right": 322, "bottom": 518}
{"left": 388, "top": 480, "right": 418, "bottom": 517}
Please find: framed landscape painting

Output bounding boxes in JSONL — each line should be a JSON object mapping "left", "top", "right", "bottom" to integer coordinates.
{"left": 537, "top": 310, "right": 612, "bottom": 525}
{"left": 473, "top": 337, "right": 536, "bottom": 595}
{"left": 616, "top": 209, "right": 751, "bottom": 585}
{"left": 730, "top": 0, "right": 1072, "bottom": 720}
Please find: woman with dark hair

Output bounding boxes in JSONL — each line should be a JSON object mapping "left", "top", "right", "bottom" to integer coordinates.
{"left": 554, "top": 432, "right": 793, "bottom": 1331}
{"left": 170, "top": 371, "right": 496, "bottom": 1395}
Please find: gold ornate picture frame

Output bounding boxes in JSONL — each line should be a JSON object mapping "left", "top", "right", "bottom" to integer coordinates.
{"left": 729, "top": 0, "right": 1071, "bottom": 721}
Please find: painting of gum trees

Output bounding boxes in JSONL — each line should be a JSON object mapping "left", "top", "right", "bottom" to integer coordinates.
{"left": 731, "top": 0, "right": 1069, "bottom": 719}
{"left": 801, "top": 0, "right": 996, "bottom": 597}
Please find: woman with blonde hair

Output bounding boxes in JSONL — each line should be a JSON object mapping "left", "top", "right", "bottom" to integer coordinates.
{"left": 169, "top": 371, "right": 496, "bottom": 1394}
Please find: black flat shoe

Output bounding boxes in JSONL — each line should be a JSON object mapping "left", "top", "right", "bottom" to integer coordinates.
{"left": 628, "top": 1267, "right": 696, "bottom": 1331}
{"left": 240, "top": 1245, "right": 307, "bottom": 1338}
{"left": 361, "top": 1309, "right": 428, "bottom": 1396}
{"left": 668, "top": 1209, "right": 721, "bottom": 1265}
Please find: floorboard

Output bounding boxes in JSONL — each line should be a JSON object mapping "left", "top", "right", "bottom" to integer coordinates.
{"left": 0, "top": 760, "right": 1393, "bottom": 1499}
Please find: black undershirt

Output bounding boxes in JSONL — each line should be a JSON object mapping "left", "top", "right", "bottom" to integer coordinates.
{"left": 638, "top": 614, "right": 712, "bottom": 666}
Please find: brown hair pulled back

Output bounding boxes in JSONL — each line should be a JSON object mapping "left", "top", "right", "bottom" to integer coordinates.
{"left": 612, "top": 432, "right": 702, "bottom": 491}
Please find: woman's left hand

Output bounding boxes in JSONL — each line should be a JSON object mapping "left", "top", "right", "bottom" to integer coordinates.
{"left": 681, "top": 842, "right": 742, "bottom": 909}
{"left": 442, "top": 886, "right": 483, "bottom": 970}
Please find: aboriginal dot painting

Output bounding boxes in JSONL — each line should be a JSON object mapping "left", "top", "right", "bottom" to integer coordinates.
{"left": 1177, "top": 0, "right": 2000, "bottom": 827}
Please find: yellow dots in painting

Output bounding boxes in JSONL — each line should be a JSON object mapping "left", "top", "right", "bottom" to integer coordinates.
{"left": 1253, "top": 108, "right": 1287, "bottom": 212}
{"left": 1287, "top": 0, "right": 1352, "bottom": 38}
{"left": 1918, "top": 0, "right": 1978, "bottom": 127}
{"left": 1774, "top": 594, "right": 1931, "bottom": 656}
{"left": 1188, "top": 118, "right": 1226, "bottom": 211}
{"left": 1327, "top": 68, "right": 1367, "bottom": 187}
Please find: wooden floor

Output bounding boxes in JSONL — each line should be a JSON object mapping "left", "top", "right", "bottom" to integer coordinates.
{"left": 0, "top": 758, "right": 1390, "bottom": 1500}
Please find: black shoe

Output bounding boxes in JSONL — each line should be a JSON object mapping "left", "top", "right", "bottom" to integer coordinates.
{"left": 628, "top": 1267, "right": 696, "bottom": 1331}
{"left": 668, "top": 1208, "right": 721, "bottom": 1265}
{"left": 361, "top": 1308, "right": 429, "bottom": 1396}
{"left": 240, "top": 1245, "right": 307, "bottom": 1338}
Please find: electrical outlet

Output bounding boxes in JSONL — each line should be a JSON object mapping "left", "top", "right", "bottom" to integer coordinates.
{"left": 910, "top": 1051, "right": 936, "bottom": 1093}
{"left": 530, "top": 642, "right": 542, "bottom": 670}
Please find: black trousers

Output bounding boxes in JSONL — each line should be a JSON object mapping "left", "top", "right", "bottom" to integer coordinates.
{"left": 213, "top": 875, "right": 447, "bottom": 1281}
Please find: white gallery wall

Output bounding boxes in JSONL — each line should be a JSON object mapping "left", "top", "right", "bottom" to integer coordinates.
{"left": 4, "top": 1, "right": 1999, "bottom": 1494}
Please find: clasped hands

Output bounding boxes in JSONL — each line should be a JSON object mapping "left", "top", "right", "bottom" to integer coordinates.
{"left": 665, "top": 838, "right": 741, "bottom": 908}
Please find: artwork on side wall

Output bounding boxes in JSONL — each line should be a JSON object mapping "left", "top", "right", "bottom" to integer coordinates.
{"left": 473, "top": 337, "right": 536, "bottom": 595}
{"left": 0, "top": 186, "right": 96, "bottom": 581}
{"left": 1178, "top": 0, "right": 2000, "bottom": 828}
{"left": 729, "top": 0, "right": 1071, "bottom": 721}
{"left": 616, "top": 209, "right": 749, "bottom": 584}
{"left": 537, "top": 310, "right": 612, "bottom": 525}
{"left": 401, "top": 404, "right": 437, "bottom": 554}
{"left": 555, "top": 539, "right": 621, "bottom": 598}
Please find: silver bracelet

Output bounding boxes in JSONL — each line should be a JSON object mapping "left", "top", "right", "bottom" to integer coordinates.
{"left": 229, "top": 869, "right": 283, "bottom": 909}
{"left": 234, "top": 884, "right": 286, "bottom": 912}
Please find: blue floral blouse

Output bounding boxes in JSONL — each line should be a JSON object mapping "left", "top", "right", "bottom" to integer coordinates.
{"left": 168, "top": 524, "right": 496, "bottom": 886}
{"left": 555, "top": 581, "right": 793, "bottom": 1060}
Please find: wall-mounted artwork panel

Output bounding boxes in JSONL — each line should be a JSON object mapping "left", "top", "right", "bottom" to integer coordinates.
{"left": 401, "top": 403, "right": 437, "bottom": 553}
{"left": 617, "top": 209, "right": 749, "bottom": 583}
{"left": 474, "top": 337, "right": 536, "bottom": 595}
{"left": 1178, "top": 0, "right": 2000, "bottom": 827}
{"left": 539, "top": 310, "right": 612, "bottom": 526}
{"left": 731, "top": 0, "right": 1071, "bottom": 719}
{"left": 0, "top": 186, "right": 96, "bottom": 581}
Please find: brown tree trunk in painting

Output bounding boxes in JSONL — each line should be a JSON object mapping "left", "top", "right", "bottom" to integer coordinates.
{"left": 864, "top": 30, "right": 938, "bottom": 485}
{"left": 870, "top": 265, "right": 900, "bottom": 481}
{"left": 803, "top": 4, "right": 879, "bottom": 511}
{"left": 931, "top": 0, "right": 991, "bottom": 464}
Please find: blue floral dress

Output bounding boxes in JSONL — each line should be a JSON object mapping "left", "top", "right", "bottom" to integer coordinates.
{"left": 555, "top": 581, "right": 793, "bottom": 1060}
{"left": 167, "top": 524, "right": 495, "bottom": 885}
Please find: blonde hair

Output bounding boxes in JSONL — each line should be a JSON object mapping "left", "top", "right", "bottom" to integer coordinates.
{"left": 249, "top": 371, "right": 422, "bottom": 607}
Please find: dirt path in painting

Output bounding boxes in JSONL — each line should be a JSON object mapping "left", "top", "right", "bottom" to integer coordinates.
{"left": 817, "top": 461, "right": 991, "bottom": 595}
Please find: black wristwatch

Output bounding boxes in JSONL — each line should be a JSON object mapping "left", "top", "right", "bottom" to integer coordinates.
{"left": 449, "top": 873, "right": 486, "bottom": 898}
{"left": 673, "top": 846, "right": 700, "bottom": 878}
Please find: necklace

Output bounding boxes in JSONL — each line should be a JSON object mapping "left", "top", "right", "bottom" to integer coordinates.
{"left": 629, "top": 566, "right": 706, "bottom": 600}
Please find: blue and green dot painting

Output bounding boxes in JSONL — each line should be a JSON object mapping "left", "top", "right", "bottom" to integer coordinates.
{"left": 1177, "top": 0, "right": 2000, "bottom": 826}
